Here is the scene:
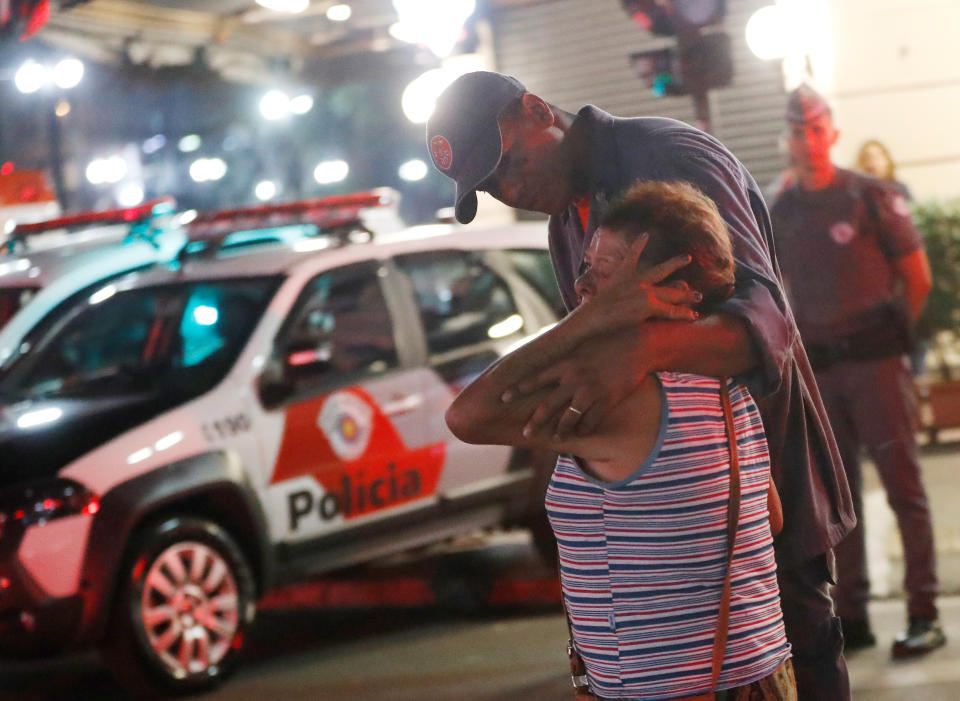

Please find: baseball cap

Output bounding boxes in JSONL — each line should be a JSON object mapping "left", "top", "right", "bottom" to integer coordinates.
{"left": 785, "top": 83, "right": 831, "bottom": 123}
{"left": 426, "top": 71, "right": 526, "bottom": 224}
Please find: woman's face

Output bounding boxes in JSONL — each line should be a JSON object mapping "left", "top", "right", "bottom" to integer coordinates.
{"left": 573, "top": 228, "right": 637, "bottom": 305}
{"left": 861, "top": 143, "right": 892, "bottom": 179}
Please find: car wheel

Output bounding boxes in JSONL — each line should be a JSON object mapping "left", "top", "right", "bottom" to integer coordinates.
{"left": 102, "top": 516, "right": 256, "bottom": 697}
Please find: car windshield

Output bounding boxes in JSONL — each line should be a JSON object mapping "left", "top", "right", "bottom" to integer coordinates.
{"left": 0, "top": 286, "right": 39, "bottom": 330}
{"left": 0, "top": 277, "right": 278, "bottom": 403}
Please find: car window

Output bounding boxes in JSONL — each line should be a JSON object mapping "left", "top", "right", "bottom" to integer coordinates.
{"left": 395, "top": 250, "right": 524, "bottom": 356}
{"left": 0, "top": 278, "right": 277, "bottom": 402}
{"left": 273, "top": 264, "right": 398, "bottom": 393}
{"left": 0, "top": 286, "right": 39, "bottom": 330}
{"left": 503, "top": 248, "right": 564, "bottom": 316}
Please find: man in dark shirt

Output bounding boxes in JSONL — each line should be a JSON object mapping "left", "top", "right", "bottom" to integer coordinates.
{"left": 770, "top": 84, "right": 943, "bottom": 658}
{"left": 427, "top": 71, "right": 854, "bottom": 699}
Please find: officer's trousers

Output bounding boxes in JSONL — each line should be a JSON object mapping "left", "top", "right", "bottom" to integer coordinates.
{"left": 815, "top": 355, "right": 939, "bottom": 622}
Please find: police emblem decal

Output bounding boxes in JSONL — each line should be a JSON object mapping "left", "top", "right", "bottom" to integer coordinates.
{"left": 318, "top": 391, "right": 374, "bottom": 461}
{"left": 430, "top": 135, "right": 453, "bottom": 170}
{"left": 829, "top": 221, "right": 855, "bottom": 246}
{"left": 891, "top": 194, "right": 911, "bottom": 218}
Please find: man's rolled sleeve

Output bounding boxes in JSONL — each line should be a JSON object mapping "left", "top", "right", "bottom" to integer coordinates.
{"left": 718, "top": 272, "right": 795, "bottom": 399}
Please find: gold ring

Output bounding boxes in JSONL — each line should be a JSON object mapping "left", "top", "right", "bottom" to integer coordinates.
{"left": 567, "top": 406, "right": 583, "bottom": 415}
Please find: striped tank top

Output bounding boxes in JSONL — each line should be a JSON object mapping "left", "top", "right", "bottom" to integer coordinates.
{"left": 546, "top": 372, "right": 790, "bottom": 700}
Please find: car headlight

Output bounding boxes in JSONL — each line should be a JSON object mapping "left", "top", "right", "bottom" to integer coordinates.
{"left": 0, "top": 478, "right": 100, "bottom": 536}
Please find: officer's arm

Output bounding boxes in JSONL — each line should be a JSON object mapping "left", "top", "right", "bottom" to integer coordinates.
{"left": 893, "top": 248, "right": 932, "bottom": 322}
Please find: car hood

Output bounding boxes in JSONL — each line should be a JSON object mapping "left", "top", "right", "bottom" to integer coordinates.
{"left": 0, "top": 392, "right": 178, "bottom": 487}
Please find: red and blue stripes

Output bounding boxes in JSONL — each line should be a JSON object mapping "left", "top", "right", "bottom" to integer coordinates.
{"left": 547, "top": 373, "right": 790, "bottom": 700}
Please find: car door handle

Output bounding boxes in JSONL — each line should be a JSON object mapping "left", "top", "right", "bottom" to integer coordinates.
{"left": 382, "top": 393, "right": 423, "bottom": 417}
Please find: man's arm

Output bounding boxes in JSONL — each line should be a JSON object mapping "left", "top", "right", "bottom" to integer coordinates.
{"left": 893, "top": 248, "right": 932, "bottom": 322}
{"left": 514, "top": 311, "right": 756, "bottom": 438}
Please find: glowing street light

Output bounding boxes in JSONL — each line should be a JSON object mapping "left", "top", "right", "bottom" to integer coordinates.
{"left": 398, "top": 159, "right": 428, "bottom": 182}
{"left": 313, "top": 160, "right": 349, "bottom": 185}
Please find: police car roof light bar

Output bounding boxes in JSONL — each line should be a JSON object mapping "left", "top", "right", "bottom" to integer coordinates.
{"left": 9, "top": 197, "right": 177, "bottom": 238}
{"left": 186, "top": 188, "right": 396, "bottom": 237}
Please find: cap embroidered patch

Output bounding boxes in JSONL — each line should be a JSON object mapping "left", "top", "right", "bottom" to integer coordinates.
{"left": 430, "top": 135, "right": 453, "bottom": 170}
{"left": 829, "top": 221, "right": 855, "bottom": 246}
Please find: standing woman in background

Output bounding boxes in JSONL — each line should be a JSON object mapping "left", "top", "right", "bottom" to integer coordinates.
{"left": 856, "top": 139, "right": 912, "bottom": 200}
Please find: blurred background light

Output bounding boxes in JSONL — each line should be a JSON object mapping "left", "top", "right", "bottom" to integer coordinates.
{"left": 255, "top": 0, "right": 309, "bottom": 13}
{"left": 178, "top": 134, "right": 202, "bottom": 153}
{"left": 745, "top": 5, "right": 789, "bottom": 60}
{"left": 255, "top": 179, "right": 277, "bottom": 201}
{"left": 117, "top": 183, "right": 145, "bottom": 207}
{"left": 260, "top": 89, "right": 291, "bottom": 120}
{"left": 86, "top": 156, "right": 127, "bottom": 185}
{"left": 52, "top": 58, "right": 84, "bottom": 90}
{"left": 391, "top": 0, "right": 476, "bottom": 57}
{"left": 398, "top": 158, "right": 428, "bottom": 182}
{"left": 326, "top": 4, "right": 352, "bottom": 21}
{"left": 54, "top": 99, "right": 71, "bottom": 117}
{"left": 313, "top": 159, "right": 349, "bottom": 185}
{"left": 401, "top": 54, "right": 485, "bottom": 124}
{"left": 289, "top": 94, "right": 314, "bottom": 115}
{"left": 179, "top": 209, "right": 198, "bottom": 225}
{"left": 142, "top": 134, "right": 166, "bottom": 154}
{"left": 14, "top": 60, "right": 48, "bottom": 94}
{"left": 190, "top": 157, "right": 228, "bottom": 183}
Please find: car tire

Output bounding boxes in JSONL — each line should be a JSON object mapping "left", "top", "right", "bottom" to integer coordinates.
{"left": 102, "top": 516, "right": 256, "bottom": 697}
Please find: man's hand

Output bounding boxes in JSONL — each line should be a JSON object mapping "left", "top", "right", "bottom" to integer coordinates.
{"left": 582, "top": 234, "right": 701, "bottom": 333}
{"left": 510, "top": 325, "right": 650, "bottom": 440}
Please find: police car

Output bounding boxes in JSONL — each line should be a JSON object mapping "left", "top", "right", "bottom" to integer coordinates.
{"left": 0, "top": 199, "right": 185, "bottom": 342}
{"left": 0, "top": 192, "right": 561, "bottom": 695}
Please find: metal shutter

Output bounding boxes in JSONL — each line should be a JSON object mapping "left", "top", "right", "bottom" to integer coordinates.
{"left": 490, "top": 0, "right": 788, "bottom": 188}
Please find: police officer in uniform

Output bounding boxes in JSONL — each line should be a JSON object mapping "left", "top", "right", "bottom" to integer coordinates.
{"left": 770, "top": 84, "right": 944, "bottom": 657}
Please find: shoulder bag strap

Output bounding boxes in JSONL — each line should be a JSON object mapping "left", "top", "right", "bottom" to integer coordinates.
{"left": 560, "top": 379, "right": 741, "bottom": 699}
{"left": 711, "top": 378, "right": 741, "bottom": 690}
